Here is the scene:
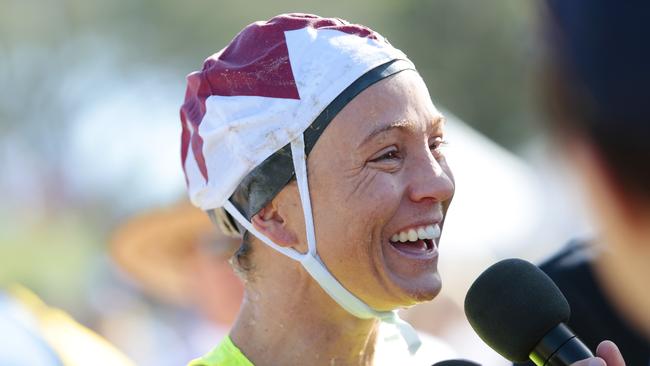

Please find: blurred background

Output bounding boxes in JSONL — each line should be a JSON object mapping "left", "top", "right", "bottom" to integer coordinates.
{"left": 0, "top": 0, "right": 594, "bottom": 364}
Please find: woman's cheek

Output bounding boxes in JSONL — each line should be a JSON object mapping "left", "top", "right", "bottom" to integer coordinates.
{"left": 366, "top": 175, "right": 403, "bottom": 215}
{"left": 380, "top": 172, "right": 402, "bottom": 196}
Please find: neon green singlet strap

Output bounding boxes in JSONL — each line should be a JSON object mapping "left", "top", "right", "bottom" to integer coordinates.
{"left": 188, "top": 336, "right": 253, "bottom": 366}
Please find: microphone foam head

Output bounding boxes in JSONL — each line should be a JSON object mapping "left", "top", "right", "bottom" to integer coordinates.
{"left": 464, "top": 258, "right": 570, "bottom": 362}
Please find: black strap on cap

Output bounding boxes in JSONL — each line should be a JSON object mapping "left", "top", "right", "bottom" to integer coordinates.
{"left": 226, "top": 59, "right": 416, "bottom": 229}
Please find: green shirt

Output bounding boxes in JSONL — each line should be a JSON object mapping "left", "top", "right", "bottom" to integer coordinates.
{"left": 188, "top": 325, "right": 458, "bottom": 366}
{"left": 188, "top": 336, "right": 253, "bottom": 366}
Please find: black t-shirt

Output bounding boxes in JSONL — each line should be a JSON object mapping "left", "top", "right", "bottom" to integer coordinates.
{"left": 515, "top": 240, "right": 650, "bottom": 366}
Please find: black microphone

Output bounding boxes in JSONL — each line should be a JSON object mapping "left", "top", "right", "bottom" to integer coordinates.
{"left": 464, "top": 258, "right": 593, "bottom": 365}
{"left": 432, "top": 359, "right": 481, "bottom": 365}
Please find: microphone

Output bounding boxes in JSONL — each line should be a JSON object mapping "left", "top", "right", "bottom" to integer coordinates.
{"left": 464, "top": 258, "right": 593, "bottom": 365}
{"left": 432, "top": 359, "right": 481, "bottom": 365}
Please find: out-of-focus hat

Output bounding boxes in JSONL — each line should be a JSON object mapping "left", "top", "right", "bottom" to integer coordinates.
{"left": 110, "top": 202, "right": 240, "bottom": 306}
{"left": 545, "top": 0, "right": 650, "bottom": 127}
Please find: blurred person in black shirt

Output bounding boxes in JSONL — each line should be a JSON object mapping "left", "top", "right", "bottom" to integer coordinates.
{"left": 517, "top": 1, "right": 650, "bottom": 365}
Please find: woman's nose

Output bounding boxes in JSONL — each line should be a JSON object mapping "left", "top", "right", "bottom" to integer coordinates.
{"left": 407, "top": 153, "right": 455, "bottom": 204}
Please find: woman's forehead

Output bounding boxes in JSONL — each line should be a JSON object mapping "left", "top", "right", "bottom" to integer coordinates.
{"left": 324, "top": 72, "right": 443, "bottom": 142}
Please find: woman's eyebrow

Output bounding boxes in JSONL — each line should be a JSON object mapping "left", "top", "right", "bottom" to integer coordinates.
{"left": 358, "top": 116, "right": 444, "bottom": 147}
{"left": 358, "top": 120, "right": 412, "bottom": 148}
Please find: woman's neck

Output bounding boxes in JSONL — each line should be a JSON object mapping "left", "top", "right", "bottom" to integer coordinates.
{"left": 229, "top": 274, "right": 381, "bottom": 366}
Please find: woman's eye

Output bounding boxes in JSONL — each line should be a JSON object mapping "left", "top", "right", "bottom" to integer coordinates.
{"left": 429, "top": 138, "right": 448, "bottom": 157}
{"left": 369, "top": 148, "right": 400, "bottom": 163}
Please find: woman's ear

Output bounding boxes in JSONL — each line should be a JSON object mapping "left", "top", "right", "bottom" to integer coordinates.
{"left": 251, "top": 205, "right": 298, "bottom": 247}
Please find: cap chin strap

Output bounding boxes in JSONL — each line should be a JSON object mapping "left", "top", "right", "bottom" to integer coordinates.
{"left": 222, "top": 134, "right": 421, "bottom": 355}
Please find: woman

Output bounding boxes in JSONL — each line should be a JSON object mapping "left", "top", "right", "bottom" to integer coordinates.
{"left": 179, "top": 13, "right": 618, "bottom": 366}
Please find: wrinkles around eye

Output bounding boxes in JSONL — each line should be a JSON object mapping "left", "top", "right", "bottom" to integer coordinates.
{"left": 346, "top": 165, "right": 380, "bottom": 201}
{"left": 368, "top": 146, "right": 401, "bottom": 163}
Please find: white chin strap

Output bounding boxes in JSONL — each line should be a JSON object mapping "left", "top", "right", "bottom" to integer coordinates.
{"left": 222, "top": 134, "right": 421, "bottom": 355}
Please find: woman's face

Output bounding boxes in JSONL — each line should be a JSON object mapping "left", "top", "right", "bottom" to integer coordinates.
{"left": 283, "top": 71, "right": 454, "bottom": 310}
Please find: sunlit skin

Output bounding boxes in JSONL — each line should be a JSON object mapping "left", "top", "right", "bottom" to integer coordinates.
{"left": 229, "top": 71, "right": 454, "bottom": 366}
{"left": 189, "top": 237, "right": 244, "bottom": 326}
{"left": 547, "top": 139, "right": 631, "bottom": 366}
{"left": 565, "top": 138, "right": 650, "bottom": 343}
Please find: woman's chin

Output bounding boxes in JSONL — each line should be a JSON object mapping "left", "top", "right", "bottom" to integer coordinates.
{"left": 401, "top": 272, "right": 442, "bottom": 304}
{"left": 373, "top": 270, "right": 442, "bottom": 310}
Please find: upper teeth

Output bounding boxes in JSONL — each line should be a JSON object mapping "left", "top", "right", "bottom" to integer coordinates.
{"left": 390, "top": 224, "right": 440, "bottom": 242}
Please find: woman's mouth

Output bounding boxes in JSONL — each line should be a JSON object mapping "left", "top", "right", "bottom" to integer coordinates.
{"left": 389, "top": 224, "right": 440, "bottom": 256}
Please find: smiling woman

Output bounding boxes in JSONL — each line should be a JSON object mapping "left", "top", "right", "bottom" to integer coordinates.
{"left": 302, "top": 71, "right": 453, "bottom": 311}
{"left": 180, "top": 14, "right": 454, "bottom": 366}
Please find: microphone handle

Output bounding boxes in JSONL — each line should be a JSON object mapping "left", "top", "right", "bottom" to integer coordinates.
{"left": 547, "top": 337, "right": 595, "bottom": 366}
{"left": 529, "top": 323, "right": 593, "bottom": 366}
